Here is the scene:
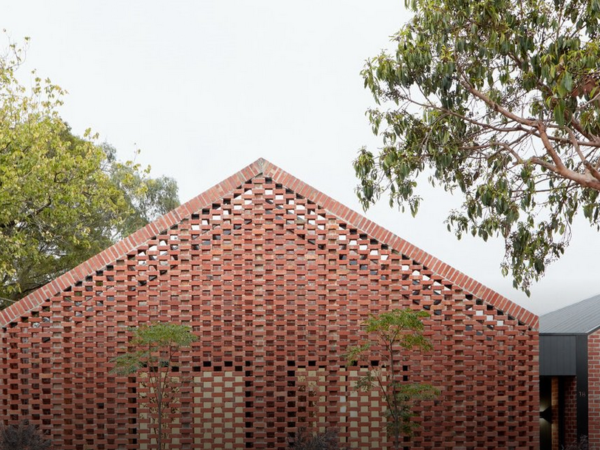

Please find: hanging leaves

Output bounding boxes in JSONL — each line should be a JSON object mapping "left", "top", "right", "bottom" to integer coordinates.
{"left": 354, "top": 0, "right": 600, "bottom": 294}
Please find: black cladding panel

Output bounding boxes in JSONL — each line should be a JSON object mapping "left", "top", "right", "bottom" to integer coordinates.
{"left": 539, "top": 335, "right": 577, "bottom": 376}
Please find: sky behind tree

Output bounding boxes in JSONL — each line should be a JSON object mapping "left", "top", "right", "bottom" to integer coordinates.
{"left": 3, "top": 0, "right": 599, "bottom": 314}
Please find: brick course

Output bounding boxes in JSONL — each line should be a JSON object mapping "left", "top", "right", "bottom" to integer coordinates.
{"left": 0, "top": 159, "right": 539, "bottom": 449}
{"left": 551, "top": 377, "right": 559, "bottom": 450}
{"left": 564, "top": 377, "right": 577, "bottom": 446}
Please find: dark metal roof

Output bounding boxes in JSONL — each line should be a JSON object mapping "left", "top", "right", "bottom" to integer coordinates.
{"left": 540, "top": 294, "right": 600, "bottom": 334}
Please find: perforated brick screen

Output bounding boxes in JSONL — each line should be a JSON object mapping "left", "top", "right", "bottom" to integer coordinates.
{"left": 0, "top": 160, "right": 539, "bottom": 449}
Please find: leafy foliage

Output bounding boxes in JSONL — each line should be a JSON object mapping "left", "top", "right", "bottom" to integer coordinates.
{"left": 354, "top": 0, "right": 600, "bottom": 294}
{"left": 0, "top": 420, "right": 51, "bottom": 450}
{"left": 111, "top": 323, "right": 198, "bottom": 450}
{"left": 101, "top": 143, "right": 179, "bottom": 238}
{"left": 112, "top": 323, "right": 198, "bottom": 375}
{"left": 0, "top": 40, "right": 179, "bottom": 306}
{"left": 346, "top": 309, "right": 439, "bottom": 449}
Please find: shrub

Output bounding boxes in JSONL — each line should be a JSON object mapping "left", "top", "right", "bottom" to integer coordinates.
{"left": 289, "top": 428, "right": 349, "bottom": 450}
{"left": 0, "top": 420, "right": 51, "bottom": 450}
{"left": 562, "top": 436, "right": 589, "bottom": 450}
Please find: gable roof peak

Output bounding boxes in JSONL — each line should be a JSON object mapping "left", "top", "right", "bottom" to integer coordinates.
{"left": 255, "top": 157, "right": 267, "bottom": 172}
{"left": 0, "top": 158, "right": 538, "bottom": 329}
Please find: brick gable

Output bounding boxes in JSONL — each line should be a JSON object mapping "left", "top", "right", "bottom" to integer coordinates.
{"left": 1, "top": 159, "right": 539, "bottom": 449}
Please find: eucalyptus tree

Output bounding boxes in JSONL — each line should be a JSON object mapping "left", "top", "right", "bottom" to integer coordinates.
{"left": 355, "top": 0, "right": 600, "bottom": 294}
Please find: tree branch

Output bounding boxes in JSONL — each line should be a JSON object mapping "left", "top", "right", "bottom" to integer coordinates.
{"left": 565, "top": 126, "right": 600, "bottom": 182}
{"left": 457, "top": 74, "right": 538, "bottom": 127}
{"left": 535, "top": 124, "right": 600, "bottom": 189}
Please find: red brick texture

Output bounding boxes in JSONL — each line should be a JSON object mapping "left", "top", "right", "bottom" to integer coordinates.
{"left": 551, "top": 377, "right": 559, "bottom": 450}
{"left": 588, "top": 329, "right": 600, "bottom": 447}
{"left": 0, "top": 159, "right": 539, "bottom": 449}
{"left": 564, "top": 377, "right": 577, "bottom": 446}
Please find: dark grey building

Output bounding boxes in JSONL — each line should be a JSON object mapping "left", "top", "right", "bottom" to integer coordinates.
{"left": 540, "top": 294, "right": 600, "bottom": 449}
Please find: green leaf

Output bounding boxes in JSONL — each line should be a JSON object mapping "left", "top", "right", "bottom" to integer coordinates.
{"left": 562, "top": 71, "right": 573, "bottom": 92}
{"left": 554, "top": 101, "right": 566, "bottom": 126}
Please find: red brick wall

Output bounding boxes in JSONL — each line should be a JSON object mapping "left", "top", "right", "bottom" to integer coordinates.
{"left": 552, "top": 377, "right": 559, "bottom": 450}
{"left": 564, "top": 376, "right": 578, "bottom": 446}
{"left": 0, "top": 175, "right": 539, "bottom": 449}
{"left": 588, "top": 329, "right": 600, "bottom": 447}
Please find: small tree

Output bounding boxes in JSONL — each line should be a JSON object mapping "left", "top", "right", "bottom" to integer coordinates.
{"left": 346, "top": 309, "right": 439, "bottom": 450}
{"left": 111, "top": 323, "right": 198, "bottom": 450}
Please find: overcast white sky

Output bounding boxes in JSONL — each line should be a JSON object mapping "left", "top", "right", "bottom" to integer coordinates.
{"left": 3, "top": 0, "right": 599, "bottom": 315}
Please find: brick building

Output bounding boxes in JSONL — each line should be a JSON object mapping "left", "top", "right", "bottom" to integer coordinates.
{"left": 1, "top": 158, "right": 539, "bottom": 449}
{"left": 540, "top": 294, "right": 600, "bottom": 449}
